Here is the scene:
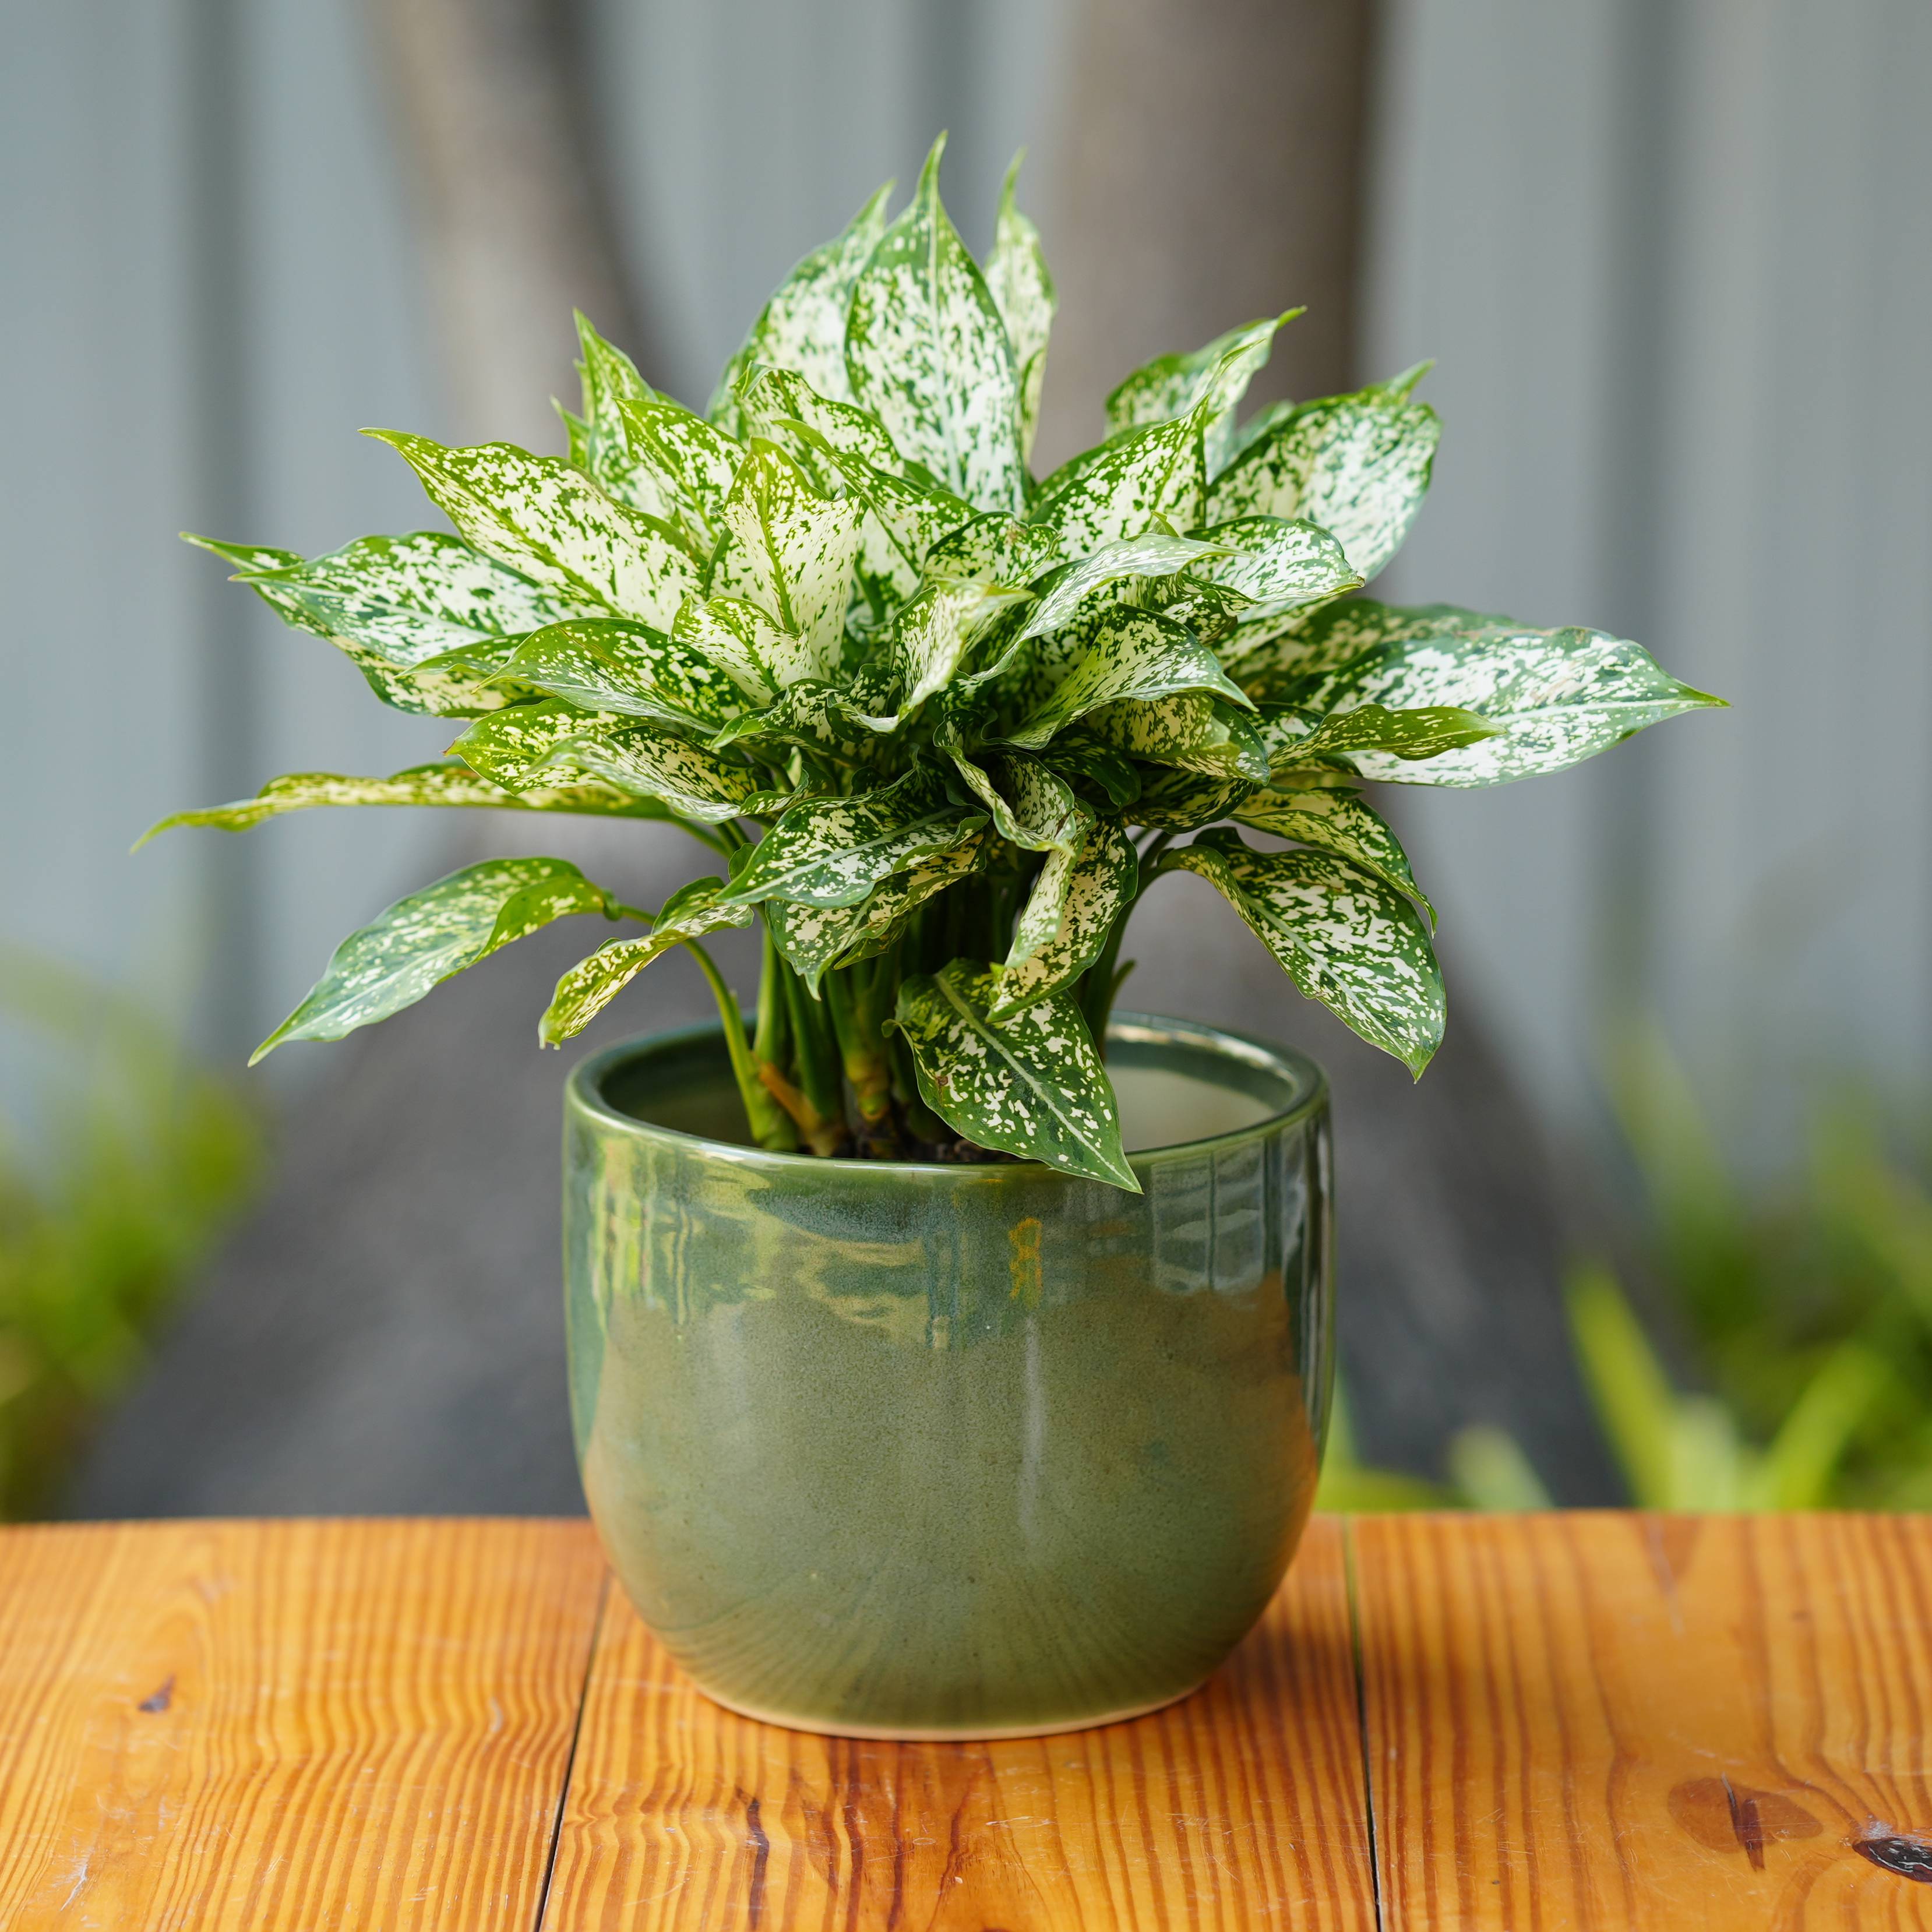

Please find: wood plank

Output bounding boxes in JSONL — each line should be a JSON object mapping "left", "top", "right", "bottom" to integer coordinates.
{"left": 1355, "top": 1511, "right": 1932, "bottom": 1929}
{"left": 0, "top": 1518, "right": 607, "bottom": 1931}
{"left": 544, "top": 1514, "right": 1375, "bottom": 1930}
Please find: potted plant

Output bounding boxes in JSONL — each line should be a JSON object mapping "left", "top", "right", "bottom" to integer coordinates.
{"left": 150, "top": 139, "right": 1719, "bottom": 1737}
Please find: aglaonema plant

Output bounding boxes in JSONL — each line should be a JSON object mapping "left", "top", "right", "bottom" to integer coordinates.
{"left": 149, "top": 138, "right": 1721, "bottom": 1190}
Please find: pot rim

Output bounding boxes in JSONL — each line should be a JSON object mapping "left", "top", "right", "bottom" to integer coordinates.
{"left": 566, "top": 1009, "right": 1327, "bottom": 1182}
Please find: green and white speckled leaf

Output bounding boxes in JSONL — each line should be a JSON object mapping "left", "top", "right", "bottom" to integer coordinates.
{"left": 1208, "top": 386, "right": 1440, "bottom": 583}
{"left": 541, "top": 877, "right": 753, "bottom": 1043}
{"left": 722, "top": 769, "right": 985, "bottom": 909}
{"left": 923, "top": 513, "right": 1062, "bottom": 583}
{"left": 845, "top": 138, "right": 1025, "bottom": 513}
{"left": 1291, "top": 622, "right": 1726, "bottom": 785}
{"left": 1129, "top": 767, "right": 1253, "bottom": 831}
{"left": 214, "top": 531, "right": 568, "bottom": 717}
{"left": 947, "top": 747, "right": 1091, "bottom": 856}
{"left": 1087, "top": 693, "right": 1270, "bottom": 780}
{"left": 708, "top": 442, "right": 862, "bottom": 678}
{"left": 1172, "top": 831, "right": 1444, "bottom": 1076}
{"left": 985, "top": 153, "right": 1056, "bottom": 463}
{"left": 710, "top": 679, "right": 898, "bottom": 764}
{"left": 368, "top": 432, "right": 699, "bottom": 626}
{"left": 617, "top": 399, "right": 741, "bottom": 554}
{"left": 1233, "top": 787, "right": 1433, "bottom": 920}
{"left": 1105, "top": 312, "right": 1297, "bottom": 475}
{"left": 453, "top": 702, "right": 754, "bottom": 821}
{"left": 1271, "top": 701, "right": 1501, "bottom": 771}
{"left": 255, "top": 857, "right": 619, "bottom": 1063}
{"left": 738, "top": 366, "right": 907, "bottom": 477}
{"left": 672, "top": 595, "right": 796, "bottom": 701}
{"left": 1030, "top": 411, "right": 1205, "bottom": 555}
{"left": 990, "top": 817, "right": 1138, "bottom": 1018}
{"left": 1019, "top": 532, "right": 1233, "bottom": 641}
{"left": 710, "top": 182, "right": 894, "bottom": 438}
{"left": 1000, "top": 609, "right": 1252, "bottom": 749}
{"left": 893, "top": 963, "right": 1136, "bottom": 1189}
{"left": 136, "top": 761, "right": 660, "bottom": 847}
{"left": 1233, "top": 599, "right": 1506, "bottom": 703}
{"left": 1191, "top": 517, "right": 1363, "bottom": 646}
{"left": 893, "top": 578, "right": 1030, "bottom": 713}
{"left": 566, "top": 314, "right": 680, "bottom": 524}
{"left": 184, "top": 535, "right": 302, "bottom": 574}
{"left": 766, "top": 834, "right": 988, "bottom": 993}
{"left": 1041, "top": 738, "right": 1143, "bottom": 812}
{"left": 495, "top": 619, "right": 743, "bottom": 732}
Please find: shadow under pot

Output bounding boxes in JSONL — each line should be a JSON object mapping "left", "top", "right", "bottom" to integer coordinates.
{"left": 563, "top": 1011, "right": 1334, "bottom": 1740}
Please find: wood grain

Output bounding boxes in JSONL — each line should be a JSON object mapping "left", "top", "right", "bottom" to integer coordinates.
{"left": 542, "top": 1514, "right": 1376, "bottom": 1930}
{"left": 1354, "top": 1512, "right": 1932, "bottom": 1929}
{"left": 0, "top": 1518, "right": 605, "bottom": 1931}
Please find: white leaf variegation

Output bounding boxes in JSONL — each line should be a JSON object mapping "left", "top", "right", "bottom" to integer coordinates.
{"left": 894, "top": 963, "right": 1136, "bottom": 1187}
{"left": 1018, "top": 532, "right": 1235, "bottom": 642}
{"left": 495, "top": 619, "right": 744, "bottom": 732}
{"left": 845, "top": 137, "right": 1025, "bottom": 512}
{"left": 892, "top": 578, "right": 1030, "bottom": 714}
{"left": 947, "top": 747, "right": 1091, "bottom": 856}
{"left": 368, "top": 432, "right": 699, "bottom": 627}
{"left": 255, "top": 858, "right": 621, "bottom": 1063}
{"left": 541, "top": 878, "right": 753, "bottom": 1043}
{"left": 566, "top": 314, "right": 679, "bottom": 524}
{"left": 1208, "top": 381, "right": 1441, "bottom": 583}
{"left": 136, "top": 761, "right": 660, "bottom": 847}
{"left": 710, "top": 182, "right": 894, "bottom": 436}
{"left": 1087, "top": 693, "right": 1271, "bottom": 781}
{"left": 985, "top": 153, "right": 1056, "bottom": 464}
{"left": 722, "top": 770, "right": 984, "bottom": 910}
{"left": 1288, "top": 612, "right": 1724, "bottom": 784}
{"left": 1171, "top": 831, "right": 1444, "bottom": 1075}
{"left": 1105, "top": 311, "right": 1298, "bottom": 475}
{"left": 1233, "top": 787, "right": 1433, "bottom": 921}
{"left": 991, "top": 819, "right": 1138, "bottom": 1019}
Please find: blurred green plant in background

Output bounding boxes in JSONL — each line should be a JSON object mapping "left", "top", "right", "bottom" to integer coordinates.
{"left": 0, "top": 954, "right": 261, "bottom": 1517}
{"left": 1320, "top": 1023, "right": 1932, "bottom": 1512}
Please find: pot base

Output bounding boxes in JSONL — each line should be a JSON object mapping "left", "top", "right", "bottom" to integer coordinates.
{"left": 692, "top": 1675, "right": 1214, "bottom": 1742}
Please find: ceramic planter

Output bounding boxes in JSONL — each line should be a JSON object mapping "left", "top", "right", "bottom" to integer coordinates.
{"left": 563, "top": 1012, "right": 1332, "bottom": 1740}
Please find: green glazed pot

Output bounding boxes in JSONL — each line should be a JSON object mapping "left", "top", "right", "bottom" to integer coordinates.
{"left": 564, "top": 1012, "right": 1332, "bottom": 1740}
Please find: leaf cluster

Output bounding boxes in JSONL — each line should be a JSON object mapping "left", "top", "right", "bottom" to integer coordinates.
{"left": 153, "top": 137, "right": 1720, "bottom": 1187}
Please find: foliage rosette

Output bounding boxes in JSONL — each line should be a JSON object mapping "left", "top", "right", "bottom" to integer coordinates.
{"left": 154, "top": 135, "right": 1722, "bottom": 1189}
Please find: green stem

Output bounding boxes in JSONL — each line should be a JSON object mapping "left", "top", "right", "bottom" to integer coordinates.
{"left": 781, "top": 960, "right": 848, "bottom": 1152}
{"left": 1079, "top": 836, "right": 1176, "bottom": 1048}
{"left": 826, "top": 960, "right": 896, "bottom": 1137}
{"left": 748, "top": 926, "right": 801, "bottom": 1152}
{"left": 679, "top": 937, "right": 764, "bottom": 1126}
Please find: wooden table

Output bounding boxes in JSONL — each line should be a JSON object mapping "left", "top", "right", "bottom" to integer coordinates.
{"left": 2, "top": 1515, "right": 1929, "bottom": 1928}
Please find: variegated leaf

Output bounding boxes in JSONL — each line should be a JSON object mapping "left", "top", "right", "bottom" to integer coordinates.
{"left": 710, "top": 181, "right": 894, "bottom": 436}
{"left": 1087, "top": 693, "right": 1270, "bottom": 780}
{"left": 1172, "top": 831, "right": 1444, "bottom": 1075}
{"left": 721, "top": 768, "right": 984, "bottom": 909}
{"left": 495, "top": 619, "right": 743, "bottom": 732}
{"left": 845, "top": 136, "right": 1025, "bottom": 513}
{"left": 1233, "top": 787, "right": 1433, "bottom": 920}
{"left": 453, "top": 701, "right": 754, "bottom": 822}
{"left": 946, "top": 748, "right": 1090, "bottom": 856}
{"left": 1269, "top": 701, "right": 1501, "bottom": 771}
{"left": 766, "top": 834, "right": 988, "bottom": 993}
{"left": 1234, "top": 598, "right": 1506, "bottom": 703}
{"left": 672, "top": 595, "right": 795, "bottom": 701}
{"left": 893, "top": 577, "right": 1030, "bottom": 713}
{"left": 1105, "top": 311, "right": 1298, "bottom": 475}
{"left": 618, "top": 398, "right": 741, "bottom": 553}
{"left": 738, "top": 365, "right": 908, "bottom": 477}
{"left": 567, "top": 313, "right": 681, "bottom": 524}
{"left": 893, "top": 963, "right": 1137, "bottom": 1189}
{"left": 710, "top": 679, "right": 897, "bottom": 764}
{"left": 1191, "top": 517, "right": 1363, "bottom": 646}
{"left": 212, "top": 531, "right": 568, "bottom": 717}
{"left": 368, "top": 432, "right": 700, "bottom": 627}
{"left": 709, "top": 442, "right": 862, "bottom": 678}
{"left": 541, "top": 877, "right": 753, "bottom": 1043}
{"left": 1000, "top": 609, "right": 1252, "bottom": 749}
{"left": 923, "top": 512, "right": 1062, "bottom": 582}
{"left": 1019, "top": 531, "right": 1233, "bottom": 641}
{"left": 1289, "top": 621, "right": 1726, "bottom": 785}
{"left": 1039, "top": 737, "right": 1142, "bottom": 811}
{"left": 184, "top": 535, "right": 302, "bottom": 574}
{"left": 991, "top": 817, "right": 1138, "bottom": 1018}
{"left": 1030, "top": 410, "right": 1205, "bottom": 555}
{"left": 254, "top": 857, "right": 620, "bottom": 1063}
{"left": 985, "top": 153, "right": 1056, "bottom": 464}
{"left": 1130, "top": 767, "right": 1253, "bottom": 831}
{"left": 136, "top": 761, "right": 661, "bottom": 847}
{"left": 1208, "top": 385, "right": 1440, "bottom": 582}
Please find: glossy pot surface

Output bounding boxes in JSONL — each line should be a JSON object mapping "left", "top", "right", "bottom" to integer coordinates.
{"left": 565, "top": 1012, "right": 1332, "bottom": 1739}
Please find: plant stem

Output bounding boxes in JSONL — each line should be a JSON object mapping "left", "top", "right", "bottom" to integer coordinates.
{"left": 826, "top": 958, "right": 897, "bottom": 1148}
{"left": 1079, "top": 834, "right": 1176, "bottom": 1048}
{"left": 748, "top": 926, "right": 801, "bottom": 1151}
{"left": 779, "top": 959, "right": 849, "bottom": 1155}
{"left": 679, "top": 937, "right": 775, "bottom": 1135}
